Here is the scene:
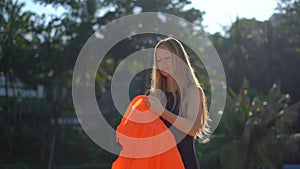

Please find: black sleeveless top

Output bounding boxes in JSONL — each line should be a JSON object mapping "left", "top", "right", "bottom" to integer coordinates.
{"left": 161, "top": 91, "right": 200, "bottom": 169}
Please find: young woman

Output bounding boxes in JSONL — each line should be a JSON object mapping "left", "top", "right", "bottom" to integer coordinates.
{"left": 145, "top": 37, "right": 209, "bottom": 169}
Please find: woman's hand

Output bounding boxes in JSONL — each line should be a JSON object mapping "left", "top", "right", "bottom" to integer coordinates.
{"left": 144, "top": 96, "right": 165, "bottom": 116}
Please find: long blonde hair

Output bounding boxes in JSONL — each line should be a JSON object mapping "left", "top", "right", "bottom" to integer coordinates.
{"left": 150, "top": 37, "right": 209, "bottom": 137}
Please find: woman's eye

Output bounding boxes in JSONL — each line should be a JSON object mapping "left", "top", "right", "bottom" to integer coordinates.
{"left": 157, "top": 56, "right": 171, "bottom": 63}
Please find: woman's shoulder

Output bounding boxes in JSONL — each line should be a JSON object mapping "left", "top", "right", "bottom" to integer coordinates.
{"left": 185, "top": 85, "right": 201, "bottom": 93}
{"left": 183, "top": 85, "right": 203, "bottom": 101}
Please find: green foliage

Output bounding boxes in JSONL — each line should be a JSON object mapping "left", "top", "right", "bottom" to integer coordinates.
{"left": 211, "top": 0, "right": 300, "bottom": 103}
{"left": 0, "top": 0, "right": 206, "bottom": 168}
{"left": 197, "top": 80, "right": 300, "bottom": 169}
{"left": 1, "top": 0, "right": 300, "bottom": 168}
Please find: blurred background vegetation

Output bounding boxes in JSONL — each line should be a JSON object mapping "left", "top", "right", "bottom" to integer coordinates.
{"left": 0, "top": 0, "right": 299, "bottom": 168}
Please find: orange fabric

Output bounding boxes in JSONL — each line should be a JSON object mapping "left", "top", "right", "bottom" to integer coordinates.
{"left": 112, "top": 95, "right": 185, "bottom": 169}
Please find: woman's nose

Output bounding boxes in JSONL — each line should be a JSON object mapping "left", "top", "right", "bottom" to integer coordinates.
{"left": 158, "top": 63, "right": 167, "bottom": 69}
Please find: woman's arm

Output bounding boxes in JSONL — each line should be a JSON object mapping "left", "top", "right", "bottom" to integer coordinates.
{"left": 148, "top": 87, "right": 203, "bottom": 136}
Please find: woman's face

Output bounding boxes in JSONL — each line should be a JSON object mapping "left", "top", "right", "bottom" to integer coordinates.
{"left": 156, "top": 44, "right": 174, "bottom": 77}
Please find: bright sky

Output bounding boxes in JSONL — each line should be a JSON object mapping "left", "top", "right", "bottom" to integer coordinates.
{"left": 191, "top": 0, "right": 278, "bottom": 34}
{"left": 18, "top": 0, "right": 278, "bottom": 34}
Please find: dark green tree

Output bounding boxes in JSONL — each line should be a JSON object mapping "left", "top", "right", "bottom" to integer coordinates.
{"left": 197, "top": 80, "right": 300, "bottom": 169}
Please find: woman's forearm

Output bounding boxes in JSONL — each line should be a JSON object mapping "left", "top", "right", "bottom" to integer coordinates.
{"left": 160, "top": 109, "right": 200, "bottom": 136}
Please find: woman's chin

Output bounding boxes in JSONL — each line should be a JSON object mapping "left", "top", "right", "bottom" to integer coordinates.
{"left": 160, "top": 71, "right": 171, "bottom": 78}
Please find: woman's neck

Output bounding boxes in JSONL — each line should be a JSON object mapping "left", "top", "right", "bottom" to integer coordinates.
{"left": 166, "top": 76, "right": 179, "bottom": 92}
